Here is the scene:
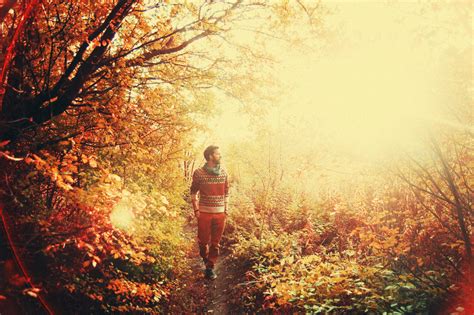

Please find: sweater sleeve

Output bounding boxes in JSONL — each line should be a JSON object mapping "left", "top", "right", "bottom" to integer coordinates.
{"left": 190, "top": 169, "right": 200, "bottom": 195}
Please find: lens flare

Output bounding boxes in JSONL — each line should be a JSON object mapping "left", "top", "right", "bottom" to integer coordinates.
{"left": 110, "top": 200, "right": 134, "bottom": 229}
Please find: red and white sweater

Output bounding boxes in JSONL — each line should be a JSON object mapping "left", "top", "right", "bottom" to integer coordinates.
{"left": 190, "top": 166, "right": 229, "bottom": 213}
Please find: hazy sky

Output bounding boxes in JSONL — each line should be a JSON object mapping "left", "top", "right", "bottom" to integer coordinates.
{"left": 199, "top": 0, "right": 472, "bottom": 163}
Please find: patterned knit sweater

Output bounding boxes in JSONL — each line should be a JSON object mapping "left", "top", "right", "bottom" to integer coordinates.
{"left": 190, "top": 165, "right": 229, "bottom": 213}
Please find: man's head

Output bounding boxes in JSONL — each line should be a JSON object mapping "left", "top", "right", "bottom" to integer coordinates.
{"left": 204, "top": 145, "right": 221, "bottom": 164}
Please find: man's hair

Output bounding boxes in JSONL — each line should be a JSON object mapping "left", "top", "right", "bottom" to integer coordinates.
{"left": 204, "top": 145, "right": 219, "bottom": 161}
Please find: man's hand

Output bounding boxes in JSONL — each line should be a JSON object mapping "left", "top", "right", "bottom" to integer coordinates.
{"left": 194, "top": 209, "right": 200, "bottom": 218}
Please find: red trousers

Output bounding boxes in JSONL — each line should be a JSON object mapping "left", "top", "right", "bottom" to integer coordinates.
{"left": 197, "top": 211, "right": 226, "bottom": 269}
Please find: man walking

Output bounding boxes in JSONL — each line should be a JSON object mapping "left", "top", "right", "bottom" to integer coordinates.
{"left": 190, "top": 145, "right": 229, "bottom": 280}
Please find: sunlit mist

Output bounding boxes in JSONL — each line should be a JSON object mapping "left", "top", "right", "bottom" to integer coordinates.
{"left": 206, "top": 1, "right": 471, "bottom": 163}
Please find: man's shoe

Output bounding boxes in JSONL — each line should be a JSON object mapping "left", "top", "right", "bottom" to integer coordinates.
{"left": 204, "top": 267, "right": 217, "bottom": 280}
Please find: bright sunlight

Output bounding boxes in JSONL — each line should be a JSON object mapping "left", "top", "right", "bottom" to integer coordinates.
{"left": 207, "top": 1, "right": 466, "bottom": 163}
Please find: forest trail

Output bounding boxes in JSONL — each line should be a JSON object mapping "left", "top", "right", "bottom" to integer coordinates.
{"left": 205, "top": 244, "right": 233, "bottom": 314}
{"left": 170, "top": 219, "right": 235, "bottom": 314}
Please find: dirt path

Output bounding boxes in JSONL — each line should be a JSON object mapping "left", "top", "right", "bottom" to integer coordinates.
{"left": 205, "top": 245, "right": 233, "bottom": 314}
{"left": 169, "top": 219, "right": 236, "bottom": 314}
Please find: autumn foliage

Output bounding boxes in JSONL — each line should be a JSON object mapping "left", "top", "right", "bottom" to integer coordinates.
{"left": 0, "top": 1, "right": 472, "bottom": 314}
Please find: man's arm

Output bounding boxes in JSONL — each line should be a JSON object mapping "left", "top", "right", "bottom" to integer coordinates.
{"left": 191, "top": 193, "right": 199, "bottom": 212}
{"left": 190, "top": 170, "right": 200, "bottom": 213}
